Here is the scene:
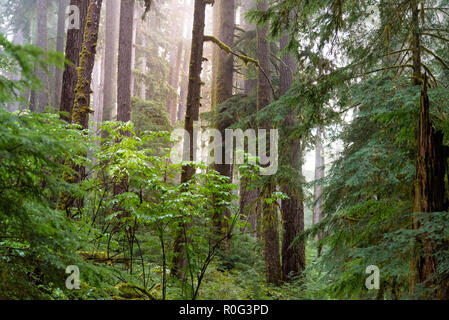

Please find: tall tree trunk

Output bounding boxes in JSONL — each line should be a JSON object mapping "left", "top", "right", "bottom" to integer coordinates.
{"left": 210, "top": 1, "right": 220, "bottom": 108}
{"left": 411, "top": 78, "right": 448, "bottom": 297}
{"left": 92, "top": 46, "right": 104, "bottom": 131}
{"left": 178, "top": 39, "right": 191, "bottom": 121}
{"left": 171, "top": 0, "right": 208, "bottom": 278}
{"left": 92, "top": 55, "right": 100, "bottom": 119}
{"left": 72, "top": 0, "right": 103, "bottom": 129}
{"left": 280, "top": 34, "right": 306, "bottom": 282}
{"left": 60, "top": 0, "right": 89, "bottom": 122}
{"left": 140, "top": 36, "right": 147, "bottom": 100}
{"left": 241, "top": 0, "right": 256, "bottom": 95}
{"left": 410, "top": 0, "right": 448, "bottom": 298}
{"left": 173, "top": 40, "right": 184, "bottom": 122}
{"left": 59, "top": 0, "right": 103, "bottom": 218}
{"left": 98, "top": 44, "right": 105, "bottom": 125}
{"left": 238, "top": 0, "right": 258, "bottom": 233}
{"left": 313, "top": 127, "right": 324, "bottom": 227}
{"left": 167, "top": 36, "right": 183, "bottom": 126}
{"left": 53, "top": 0, "right": 67, "bottom": 108}
{"left": 130, "top": 4, "right": 138, "bottom": 98}
{"left": 102, "top": 0, "right": 120, "bottom": 122}
{"left": 10, "top": 27, "right": 24, "bottom": 112}
{"left": 117, "top": 0, "right": 135, "bottom": 123}
{"left": 239, "top": 178, "right": 259, "bottom": 237}
{"left": 167, "top": 47, "right": 177, "bottom": 124}
{"left": 257, "top": 0, "right": 281, "bottom": 286}
{"left": 213, "top": 0, "right": 235, "bottom": 249}
{"left": 33, "top": 0, "right": 48, "bottom": 112}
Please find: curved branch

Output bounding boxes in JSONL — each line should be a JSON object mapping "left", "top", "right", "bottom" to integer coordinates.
{"left": 421, "top": 32, "right": 449, "bottom": 43}
{"left": 421, "top": 45, "right": 449, "bottom": 71}
{"left": 203, "top": 35, "right": 276, "bottom": 97}
{"left": 363, "top": 64, "right": 414, "bottom": 76}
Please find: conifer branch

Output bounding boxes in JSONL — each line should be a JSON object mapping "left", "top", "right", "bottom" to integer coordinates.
{"left": 421, "top": 46, "right": 449, "bottom": 72}
{"left": 421, "top": 32, "right": 449, "bottom": 43}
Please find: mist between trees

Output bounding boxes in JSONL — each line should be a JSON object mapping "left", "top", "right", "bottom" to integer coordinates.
{"left": 1, "top": 0, "right": 449, "bottom": 301}
{"left": 170, "top": 123, "right": 279, "bottom": 175}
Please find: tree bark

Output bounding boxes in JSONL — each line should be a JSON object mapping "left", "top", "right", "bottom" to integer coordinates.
{"left": 72, "top": 0, "right": 103, "bottom": 129}
{"left": 279, "top": 34, "right": 306, "bottom": 282}
{"left": 92, "top": 45, "right": 104, "bottom": 131}
{"left": 178, "top": 39, "right": 191, "bottom": 121}
{"left": 140, "top": 36, "right": 147, "bottom": 100}
{"left": 257, "top": 0, "right": 281, "bottom": 286}
{"left": 117, "top": 0, "right": 135, "bottom": 123}
{"left": 130, "top": 4, "right": 138, "bottom": 98}
{"left": 238, "top": 0, "right": 257, "bottom": 233}
{"left": 239, "top": 178, "right": 259, "bottom": 237}
{"left": 32, "top": 0, "right": 48, "bottom": 112}
{"left": 210, "top": 1, "right": 220, "bottom": 108}
{"left": 53, "top": 0, "right": 68, "bottom": 108}
{"left": 10, "top": 27, "right": 24, "bottom": 112}
{"left": 59, "top": 0, "right": 103, "bottom": 218}
{"left": 167, "top": 47, "right": 177, "bottom": 123}
{"left": 102, "top": 0, "right": 120, "bottom": 122}
{"left": 213, "top": 0, "right": 235, "bottom": 249}
{"left": 167, "top": 37, "right": 183, "bottom": 125}
{"left": 173, "top": 40, "right": 184, "bottom": 122}
{"left": 60, "top": 0, "right": 89, "bottom": 122}
{"left": 171, "top": 0, "right": 208, "bottom": 278}
{"left": 313, "top": 127, "right": 324, "bottom": 227}
{"left": 241, "top": 0, "right": 256, "bottom": 95}
{"left": 410, "top": 0, "right": 448, "bottom": 298}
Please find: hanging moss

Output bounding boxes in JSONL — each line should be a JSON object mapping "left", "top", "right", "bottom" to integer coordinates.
{"left": 203, "top": 35, "right": 259, "bottom": 67}
{"left": 72, "top": 0, "right": 98, "bottom": 127}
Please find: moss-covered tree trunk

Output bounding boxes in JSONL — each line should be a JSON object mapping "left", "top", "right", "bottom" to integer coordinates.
{"left": 72, "top": 0, "right": 103, "bottom": 129}
{"left": 60, "top": 0, "right": 89, "bottom": 122}
{"left": 257, "top": 0, "right": 281, "bottom": 286}
{"left": 59, "top": 0, "right": 102, "bottom": 217}
{"left": 279, "top": 34, "right": 306, "bottom": 282}
{"left": 171, "top": 0, "right": 209, "bottom": 278}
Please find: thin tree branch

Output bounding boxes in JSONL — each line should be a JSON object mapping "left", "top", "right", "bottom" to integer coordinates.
{"left": 364, "top": 64, "right": 414, "bottom": 76}
{"left": 421, "top": 32, "right": 449, "bottom": 43}
{"left": 203, "top": 35, "right": 276, "bottom": 97}
{"left": 421, "top": 45, "right": 449, "bottom": 71}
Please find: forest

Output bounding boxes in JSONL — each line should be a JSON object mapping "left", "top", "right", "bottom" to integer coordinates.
{"left": 1, "top": 0, "right": 449, "bottom": 301}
